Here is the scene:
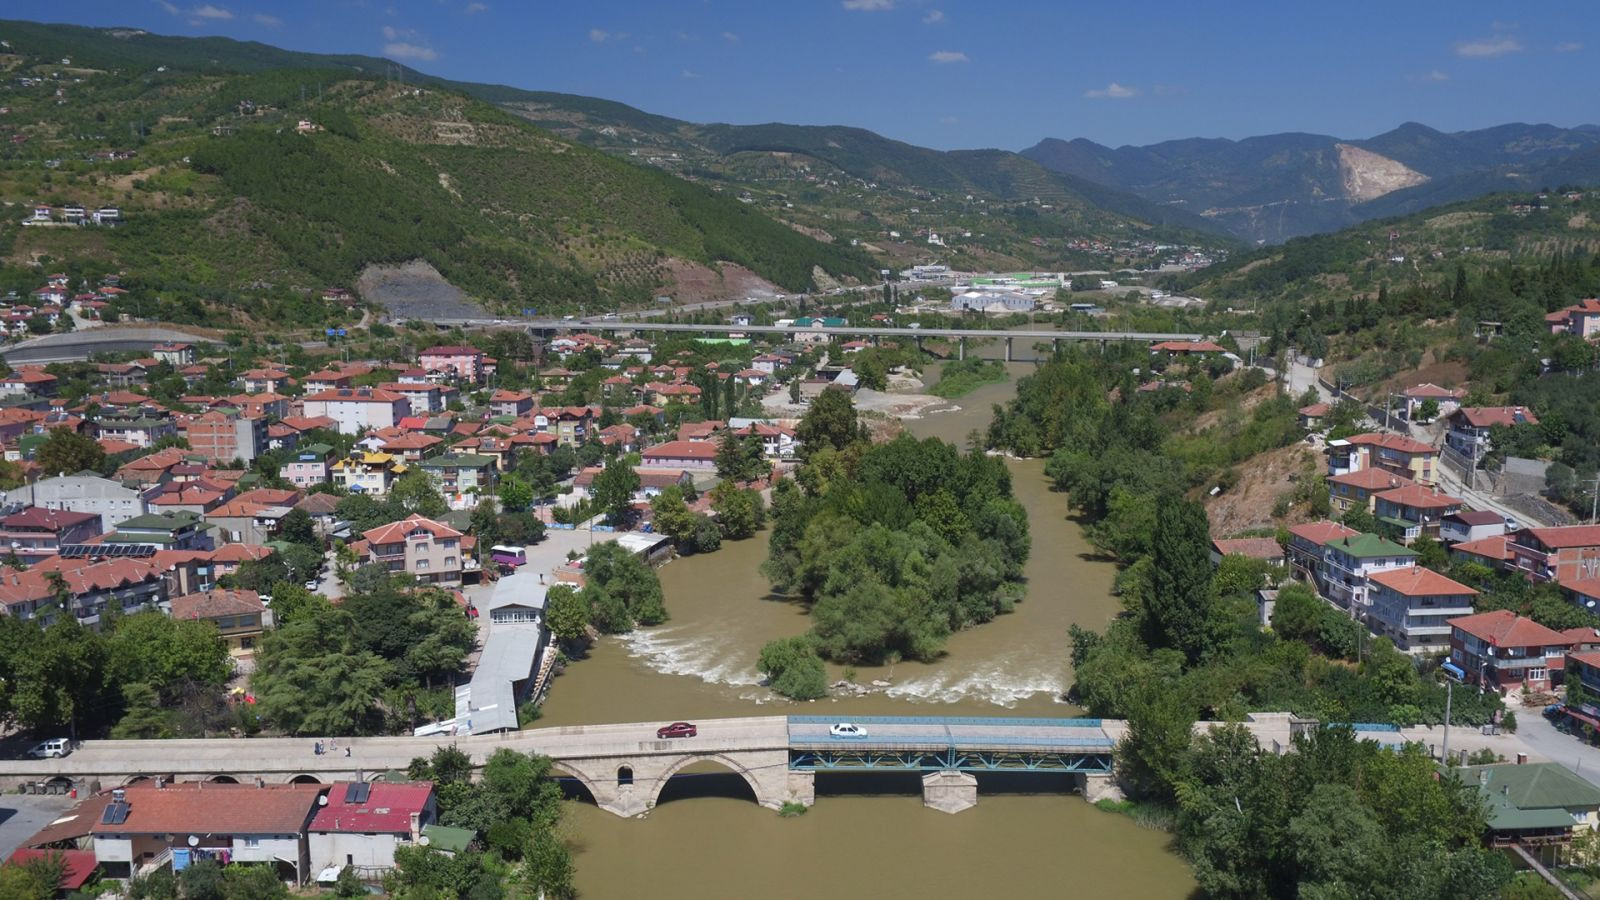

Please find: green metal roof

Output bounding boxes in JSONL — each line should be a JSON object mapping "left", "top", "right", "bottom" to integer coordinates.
{"left": 420, "top": 824, "right": 474, "bottom": 854}
{"left": 1326, "top": 533, "right": 1418, "bottom": 558}
{"left": 1460, "top": 763, "right": 1600, "bottom": 831}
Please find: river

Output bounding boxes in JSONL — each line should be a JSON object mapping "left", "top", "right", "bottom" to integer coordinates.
{"left": 543, "top": 360, "right": 1195, "bottom": 898}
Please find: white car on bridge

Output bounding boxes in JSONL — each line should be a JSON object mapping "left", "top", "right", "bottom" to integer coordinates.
{"left": 829, "top": 723, "right": 868, "bottom": 739}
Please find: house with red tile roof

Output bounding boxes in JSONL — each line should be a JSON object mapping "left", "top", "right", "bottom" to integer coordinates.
{"left": 301, "top": 388, "right": 410, "bottom": 435}
{"left": 357, "top": 514, "right": 465, "bottom": 585}
{"left": 1452, "top": 534, "right": 1513, "bottom": 569}
{"left": 1330, "top": 432, "right": 1440, "bottom": 486}
{"left": 1149, "top": 340, "right": 1227, "bottom": 356}
{"left": 1297, "top": 402, "right": 1331, "bottom": 430}
{"left": 308, "top": 782, "right": 438, "bottom": 874}
{"left": 641, "top": 440, "right": 720, "bottom": 471}
{"left": 171, "top": 587, "right": 268, "bottom": 655}
{"left": 1545, "top": 297, "right": 1600, "bottom": 339}
{"left": 0, "top": 557, "right": 166, "bottom": 624}
{"left": 1401, "top": 383, "right": 1466, "bottom": 421}
{"left": 0, "top": 507, "right": 101, "bottom": 564}
{"left": 91, "top": 782, "right": 324, "bottom": 883}
{"left": 419, "top": 345, "right": 486, "bottom": 384}
{"left": 488, "top": 389, "right": 535, "bottom": 418}
{"left": 1373, "top": 484, "right": 1464, "bottom": 544}
{"left": 1507, "top": 525, "right": 1600, "bottom": 584}
{"left": 1285, "top": 520, "right": 1360, "bottom": 587}
{"left": 677, "top": 420, "right": 726, "bottom": 442}
{"left": 1209, "top": 537, "right": 1287, "bottom": 567}
{"left": 1366, "top": 566, "right": 1477, "bottom": 653}
{"left": 1440, "top": 510, "right": 1507, "bottom": 546}
{"left": 1327, "top": 468, "right": 1414, "bottom": 516}
{"left": 4, "top": 848, "right": 101, "bottom": 891}
{"left": 1446, "top": 406, "right": 1540, "bottom": 457}
{"left": 1448, "top": 609, "right": 1572, "bottom": 693}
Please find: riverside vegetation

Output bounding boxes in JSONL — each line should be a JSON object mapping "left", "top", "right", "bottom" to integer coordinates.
{"left": 757, "top": 391, "right": 1031, "bottom": 699}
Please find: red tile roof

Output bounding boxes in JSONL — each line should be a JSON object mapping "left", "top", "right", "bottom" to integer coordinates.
{"left": 92, "top": 783, "right": 323, "bottom": 835}
{"left": 1347, "top": 432, "right": 1436, "bottom": 455}
{"left": 1445, "top": 510, "right": 1505, "bottom": 527}
{"left": 1402, "top": 383, "right": 1465, "bottom": 399}
{"left": 1456, "top": 406, "right": 1540, "bottom": 428}
{"left": 1374, "top": 484, "right": 1464, "bottom": 509}
{"left": 309, "top": 782, "right": 435, "bottom": 834}
{"left": 0, "top": 507, "right": 99, "bottom": 532}
{"left": 6, "top": 849, "right": 99, "bottom": 888}
{"left": 1287, "top": 520, "right": 1360, "bottom": 546}
{"left": 1453, "top": 535, "right": 1511, "bottom": 562}
{"left": 1515, "top": 525, "right": 1600, "bottom": 550}
{"left": 1329, "top": 469, "right": 1415, "bottom": 491}
{"left": 1367, "top": 566, "right": 1477, "bottom": 597}
{"left": 362, "top": 513, "right": 462, "bottom": 545}
{"left": 642, "top": 440, "right": 719, "bottom": 461}
{"left": 1448, "top": 609, "right": 1569, "bottom": 647}
{"left": 304, "top": 388, "right": 405, "bottom": 403}
{"left": 171, "top": 588, "right": 264, "bottom": 621}
{"left": 1150, "top": 340, "right": 1226, "bottom": 353}
{"left": 1211, "top": 537, "right": 1284, "bottom": 560}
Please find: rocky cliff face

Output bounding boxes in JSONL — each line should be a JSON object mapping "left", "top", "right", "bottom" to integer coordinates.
{"left": 1336, "top": 143, "right": 1429, "bottom": 203}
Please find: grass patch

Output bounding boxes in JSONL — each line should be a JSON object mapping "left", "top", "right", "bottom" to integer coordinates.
{"left": 929, "top": 358, "right": 1008, "bottom": 398}
{"left": 1094, "top": 797, "right": 1176, "bottom": 831}
{"left": 778, "top": 801, "right": 810, "bottom": 818}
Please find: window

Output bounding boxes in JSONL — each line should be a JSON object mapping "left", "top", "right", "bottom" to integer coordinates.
{"left": 1528, "top": 667, "right": 1547, "bottom": 682}
{"left": 415, "top": 559, "right": 430, "bottom": 571}
{"left": 243, "top": 837, "right": 261, "bottom": 847}
{"left": 240, "top": 637, "right": 254, "bottom": 650}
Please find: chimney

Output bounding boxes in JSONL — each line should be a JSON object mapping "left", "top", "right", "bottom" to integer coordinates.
{"left": 1517, "top": 753, "right": 1528, "bottom": 765}
{"left": 155, "top": 776, "right": 165, "bottom": 789}
{"left": 410, "top": 811, "right": 422, "bottom": 843}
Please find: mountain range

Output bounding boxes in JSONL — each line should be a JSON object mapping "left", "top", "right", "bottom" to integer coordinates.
{"left": 1023, "top": 123, "right": 1600, "bottom": 244}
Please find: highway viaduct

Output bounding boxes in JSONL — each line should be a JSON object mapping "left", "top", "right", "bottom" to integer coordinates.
{"left": 0, "top": 713, "right": 1308, "bottom": 818}
{"left": 521, "top": 320, "right": 1207, "bottom": 362}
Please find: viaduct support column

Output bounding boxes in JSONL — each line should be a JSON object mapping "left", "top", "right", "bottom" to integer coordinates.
{"left": 1078, "top": 772, "right": 1124, "bottom": 805}
{"left": 922, "top": 770, "right": 977, "bottom": 814}
{"left": 1004, "top": 337, "right": 1013, "bottom": 362}
{"left": 958, "top": 337, "right": 966, "bottom": 361}
{"left": 1052, "top": 338, "right": 1060, "bottom": 355}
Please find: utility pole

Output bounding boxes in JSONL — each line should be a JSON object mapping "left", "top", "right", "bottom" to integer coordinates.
{"left": 1441, "top": 677, "right": 1454, "bottom": 764}
{"left": 1591, "top": 471, "right": 1600, "bottom": 525}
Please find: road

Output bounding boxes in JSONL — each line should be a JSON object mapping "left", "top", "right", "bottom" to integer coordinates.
{"left": 520, "top": 320, "right": 1203, "bottom": 343}
{"left": 1508, "top": 706, "right": 1600, "bottom": 789}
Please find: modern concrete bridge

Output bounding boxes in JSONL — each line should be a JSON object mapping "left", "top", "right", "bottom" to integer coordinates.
{"left": 0, "top": 327, "right": 211, "bottom": 364}
{"left": 0, "top": 713, "right": 1305, "bottom": 818}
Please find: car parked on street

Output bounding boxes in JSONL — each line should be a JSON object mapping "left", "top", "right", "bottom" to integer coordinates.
{"left": 656, "top": 722, "right": 698, "bottom": 739}
{"left": 829, "top": 723, "right": 868, "bottom": 739}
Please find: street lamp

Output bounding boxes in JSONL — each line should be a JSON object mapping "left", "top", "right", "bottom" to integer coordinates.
{"left": 1440, "top": 662, "right": 1464, "bottom": 764}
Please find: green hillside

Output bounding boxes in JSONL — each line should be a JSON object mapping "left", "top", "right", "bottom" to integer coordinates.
{"left": 0, "top": 23, "right": 876, "bottom": 327}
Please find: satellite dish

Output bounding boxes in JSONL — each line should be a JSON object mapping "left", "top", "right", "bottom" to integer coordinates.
{"left": 418, "top": 835, "right": 430, "bottom": 846}
{"left": 318, "top": 795, "right": 329, "bottom": 805}
{"left": 187, "top": 835, "right": 199, "bottom": 847}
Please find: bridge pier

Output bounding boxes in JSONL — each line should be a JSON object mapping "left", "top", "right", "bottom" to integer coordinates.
{"left": 957, "top": 337, "right": 965, "bottom": 361}
{"left": 921, "top": 770, "right": 978, "bottom": 814}
{"left": 557, "top": 749, "right": 800, "bottom": 818}
{"left": 1004, "top": 337, "right": 1013, "bottom": 362}
{"left": 1077, "top": 772, "right": 1123, "bottom": 804}
{"left": 1052, "top": 338, "right": 1060, "bottom": 355}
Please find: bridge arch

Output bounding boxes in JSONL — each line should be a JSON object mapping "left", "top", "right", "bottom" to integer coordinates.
{"left": 205, "top": 774, "right": 239, "bottom": 784}
{"left": 646, "top": 753, "right": 766, "bottom": 811}
{"left": 548, "top": 761, "right": 598, "bottom": 806}
{"left": 286, "top": 774, "right": 322, "bottom": 784}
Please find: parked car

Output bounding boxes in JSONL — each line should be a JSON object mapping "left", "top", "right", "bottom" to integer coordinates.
{"left": 26, "top": 738, "right": 70, "bottom": 759}
{"left": 656, "top": 722, "right": 697, "bottom": 739}
{"left": 829, "top": 723, "right": 868, "bottom": 739}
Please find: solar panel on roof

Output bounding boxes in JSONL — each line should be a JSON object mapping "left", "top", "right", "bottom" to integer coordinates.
{"left": 344, "top": 783, "right": 370, "bottom": 804}
{"left": 59, "top": 544, "right": 155, "bottom": 559}
{"left": 101, "top": 801, "right": 129, "bottom": 825}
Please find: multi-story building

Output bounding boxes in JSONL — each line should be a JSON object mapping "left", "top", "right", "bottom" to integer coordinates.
{"left": 4, "top": 474, "right": 154, "bottom": 522}
{"left": 1320, "top": 533, "right": 1419, "bottom": 612}
{"left": 1446, "top": 406, "right": 1540, "bottom": 457}
{"left": 488, "top": 389, "right": 535, "bottom": 418}
{"left": 1401, "top": 383, "right": 1465, "bottom": 421}
{"left": 308, "top": 782, "right": 438, "bottom": 875}
{"left": 1285, "top": 520, "right": 1359, "bottom": 590}
{"left": 357, "top": 514, "right": 464, "bottom": 585}
{"left": 0, "top": 557, "right": 167, "bottom": 624}
{"left": 417, "top": 453, "right": 497, "bottom": 509}
{"left": 379, "top": 382, "right": 445, "bottom": 415}
{"left": 0, "top": 507, "right": 102, "bottom": 564}
{"left": 1440, "top": 510, "right": 1507, "bottom": 546}
{"left": 1545, "top": 298, "right": 1600, "bottom": 339}
{"left": 281, "top": 443, "right": 334, "bottom": 488}
{"left": 151, "top": 341, "right": 196, "bottom": 366}
{"left": 1327, "top": 432, "right": 1440, "bottom": 486}
{"left": 91, "top": 783, "right": 323, "bottom": 883}
{"left": 1448, "top": 609, "right": 1571, "bottom": 693}
{"left": 301, "top": 388, "right": 410, "bottom": 435}
{"left": 1327, "top": 469, "right": 1413, "bottom": 516}
{"left": 1365, "top": 565, "right": 1477, "bottom": 654}
{"left": 186, "top": 409, "right": 268, "bottom": 464}
{"left": 1507, "top": 525, "right": 1600, "bottom": 584}
{"left": 330, "top": 451, "right": 406, "bottom": 497}
{"left": 1372, "top": 484, "right": 1464, "bottom": 544}
{"left": 170, "top": 587, "right": 269, "bottom": 656}
{"left": 640, "top": 440, "right": 720, "bottom": 471}
{"left": 418, "top": 345, "right": 485, "bottom": 384}
{"left": 95, "top": 410, "right": 178, "bottom": 449}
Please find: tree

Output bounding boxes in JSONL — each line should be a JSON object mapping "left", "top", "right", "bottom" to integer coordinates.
{"left": 1270, "top": 582, "right": 1323, "bottom": 643}
{"left": 795, "top": 388, "right": 861, "bottom": 457}
{"left": 0, "top": 850, "right": 65, "bottom": 900}
{"left": 544, "top": 585, "right": 590, "bottom": 645}
{"left": 1116, "top": 683, "right": 1196, "bottom": 803}
{"left": 649, "top": 485, "right": 697, "bottom": 546}
{"left": 711, "top": 480, "right": 764, "bottom": 540}
{"left": 1341, "top": 504, "right": 1377, "bottom": 534}
{"left": 715, "top": 429, "right": 766, "bottom": 482}
{"left": 592, "top": 458, "right": 640, "bottom": 524}
{"left": 278, "top": 507, "right": 319, "bottom": 550}
{"left": 1417, "top": 398, "right": 1441, "bottom": 422}
{"left": 758, "top": 636, "right": 829, "bottom": 700}
{"left": 106, "top": 611, "right": 231, "bottom": 694}
{"left": 1143, "top": 496, "right": 1220, "bottom": 664}
{"left": 35, "top": 427, "right": 105, "bottom": 477}
{"left": 498, "top": 474, "right": 534, "bottom": 513}
{"left": 388, "top": 469, "right": 448, "bottom": 517}
{"left": 693, "top": 515, "right": 722, "bottom": 553}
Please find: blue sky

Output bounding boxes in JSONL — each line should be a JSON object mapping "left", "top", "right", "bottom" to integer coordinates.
{"left": 9, "top": 1, "right": 1598, "bottom": 151}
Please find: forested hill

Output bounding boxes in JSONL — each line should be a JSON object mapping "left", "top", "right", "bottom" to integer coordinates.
{"left": 0, "top": 21, "right": 878, "bottom": 326}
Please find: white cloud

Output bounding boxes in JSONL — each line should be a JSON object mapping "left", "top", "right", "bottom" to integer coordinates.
{"left": 1454, "top": 35, "right": 1523, "bottom": 58}
{"left": 923, "top": 9, "right": 945, "bottom": 24}
{"left": 1556, "top": 41, "right": 1583, "bottom": 53}
{"left": 156, "top": 0, "right": 180, "bottom": 14}
{"left": 1411, "top": 69, "right": 1449, "bottom": 82}
{"left": 721, "top": 31, "right": 740, "bottom": 43}
{"left": 465, "top": 2, "right": 488, "bottom": 13}
{"left": 385, "top": 42, "right": 437, "bottom": 61}
{"left": 191, "top": 4, "right": 232, "bottom": 19}
{"left": 1084, "top": 82, "right": 1138, "bottom": 99}
{"left": 928, "top": 50, "right": 967, "bottom": 63}
{"left": 253, "top": 13, "right": 281, "bottom": 26}
{"left": 382, "top": 25, "right": 399, "bottom": 40}
{"left": 589, "top": 28, "right": 611, "bottom": 43}
{"left": 682, "top": 69, "right": 702, "bottom": 79}
{"left": 842, "top": 0, "right": 894, "bottom": 10}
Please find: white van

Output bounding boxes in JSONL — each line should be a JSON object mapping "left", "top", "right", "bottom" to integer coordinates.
{"left": 27, "top": 738, "right": 71, "bottom": 759}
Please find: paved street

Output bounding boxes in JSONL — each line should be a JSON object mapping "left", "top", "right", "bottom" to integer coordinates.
{"left": 1508, "top": 706, "right": 1600, "bottom": 788}
{"left": 0, "top": 793, "right": 75, "bottom": 859}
